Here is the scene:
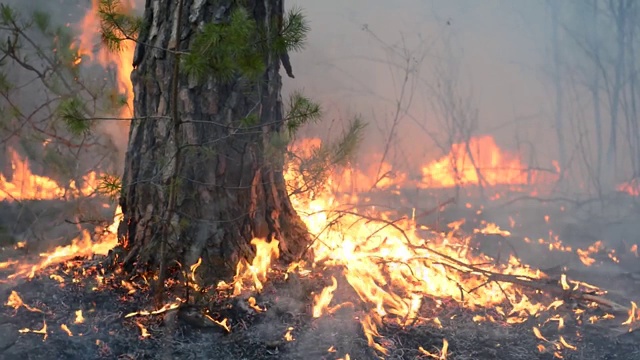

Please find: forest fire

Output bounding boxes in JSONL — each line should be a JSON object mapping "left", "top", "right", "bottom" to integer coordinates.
{"left": 2, "top": 1, "right": 640, "bottom": 359}
{"left": 0, "top": 148, "right": 99, "bottom": 202}
{"left": 418, "top": 136, "right": 555, "bottom": 189}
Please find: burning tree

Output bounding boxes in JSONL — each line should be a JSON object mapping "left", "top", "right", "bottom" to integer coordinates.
{"left": 96, "top": 0, "right": 364, "bottom": 291}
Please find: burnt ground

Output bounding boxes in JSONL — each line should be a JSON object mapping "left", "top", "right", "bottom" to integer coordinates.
{"left": 1, "top": 189, "right": 640, "bottom": 360}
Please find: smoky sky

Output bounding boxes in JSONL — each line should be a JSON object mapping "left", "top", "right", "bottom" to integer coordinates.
{"left": 4, "top": 0, "right": 632, "bottom": 188}
{"left": 286, "top": 1, "right": 557, "bottom": 167}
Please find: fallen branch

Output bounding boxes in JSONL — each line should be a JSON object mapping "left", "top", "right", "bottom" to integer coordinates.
{"left": 317, "top": 207, "right": 634, "bottom": 317}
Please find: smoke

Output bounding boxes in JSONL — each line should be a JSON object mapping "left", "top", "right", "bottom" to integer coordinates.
{"left": 285, "top": 0, "right": 636, "bottom": 193}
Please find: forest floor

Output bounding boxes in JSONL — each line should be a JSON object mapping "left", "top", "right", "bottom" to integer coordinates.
{"left": 1, "top": 190, "right": 640, "bottom": 359}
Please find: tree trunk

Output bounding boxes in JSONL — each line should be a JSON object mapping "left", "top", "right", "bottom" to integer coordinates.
{"left": 117, "top": 0, "right": 309, "bottom": 284}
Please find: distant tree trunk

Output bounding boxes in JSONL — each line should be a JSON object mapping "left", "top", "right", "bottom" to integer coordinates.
{"left": 589, "top": 0, "right": 604, "bottom": 186}
{"left": 605, "top": 0, "right": 628, "bottom": 182}
{"left": 550, "top": 0, "right": 566, "bottom": 179}
{"left": 117, "top": 0, "right": 309, "bottom": 283}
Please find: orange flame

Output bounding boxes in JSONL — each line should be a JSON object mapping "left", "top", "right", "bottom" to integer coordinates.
{"left": 420, "top": 136, "right": 545, "bottom": 189}
{"left": 418, "top": 338, "right": 449, "bottom": 360}
{"left": 6, "top": 206, "right": 121, "bottom": 280}
{"left": 312, "top": 276, "right": 338, "bottom": 318}
{"left": 232, "top": 238, "right": 280, "bottom": 296}
{"left": 0, "top": 148, "right": 99, "bottom": 202}
{"left": 284, "top": 138, "right": 556, "bottom": 354}
{"left": 284, "top": 327, "right": 295, "bottom": 341}
{"left": 617, "top": 179, "right": 640, "bottom": 196}
{"left": 5, "top": 291, "right": 42, "bottom": 313}
{"left": 75, "top": 0, "right": 136, "bottom": 119}
{"left": 19, "top": 320, "right": 48, "bottom": 340}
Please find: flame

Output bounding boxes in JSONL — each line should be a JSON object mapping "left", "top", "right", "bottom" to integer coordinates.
{"left": 475, "top": 222, "right": 511, "bottom": 237}
{"left": 247, "top": 297, "right": 264, "bottom": 312}
{"left": 125, "top": 301, "right": 181, "bottom": 318}
{"left": 204, "top": 315, "right": 231, "bottom": 333}
{"left": 419, "top": 136, "right": 549, "bottom": 189}
{"left": 418, "top": 338, "right": 449, "bottom": 359}
{"left": 0, "top": 148, "right": 99, "bottom": 202}
{"left": 622, "top": 301, "right": 639, "bottom": 326}
{"left": 2, "top": 205, "right": 122, "bottom": 279}
{"left": 189, "top": 257, "right": 202, "bottom": 291}
{"left": 312, "top": 276, "right": 338, "bottom": 318}
{"left": 559, "top": 336, "right": 576, "bottom": 351}
{"left": 576, "top": 241, "right": 603, "bottom": 267}
{"left": 232, "top": 238, "right": 279, "bottom": 295}
{"left": 533, "top": 326, "right": 549, "bottom": 342}
{"left": 75, "top": 0, "right": 135, "bottom": 120}
{"left": 283, "top": 137, "right": 559, "bottom": 354}
{"left": 617, "top": 179, "right": 640, "bottom": 196}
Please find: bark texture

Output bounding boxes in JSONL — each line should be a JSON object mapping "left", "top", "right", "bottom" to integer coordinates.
{"left": 118, "top": 0, "right": 309, "bottom": 281}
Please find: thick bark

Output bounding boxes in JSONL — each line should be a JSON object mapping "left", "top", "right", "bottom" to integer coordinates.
{"left": 117, "top": 0, "right": 309, "bottom": 282}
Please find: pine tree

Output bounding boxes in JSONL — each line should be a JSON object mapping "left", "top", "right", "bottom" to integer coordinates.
{"left": 0, "top": 0, "right": 364, "bottom": 300}
{"left": 97, "top": 0, "right": 364, "bottom": 298}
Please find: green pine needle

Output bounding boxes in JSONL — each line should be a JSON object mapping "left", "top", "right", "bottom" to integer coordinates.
{"left": 58, "top": 97, "right": 91, "bottom": 135}
{"left": 286, "top": 91, "right": 322, "bottom": 135}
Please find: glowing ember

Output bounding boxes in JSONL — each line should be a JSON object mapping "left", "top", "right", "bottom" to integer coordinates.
{"left": 560, "top": 274, "right": 570, "bottom": 291}
{"left": 617, "top": 179, "right": 640, "bottom": 196}
{"left": 247, "top": 297, "right": 264, "bottom": 313}
{"left": 60, "top": 324, "right": 73, "bottom": 337}
{"left": 5, "top": 291, "right": 42, "bottom": 313}
{"left": 418, "top": 338, "right": 449, "bottom": 359}
{"left": 19, "top": 320, "right": 48, "bottom": 340}
{"left": 125, "top": 301, "right": 181, "bottom": 318}
{"left": 204, "top": 315, "right": 231, "bottom": 333}
{"left": 284, "top": 327, "right": 295, "bottom": 341}
{"left": 75, "top": 310, "right": 85, "bottom": 324}
{"left": 135, "top": 321, "right": 150, "bottom": 338}
{"left": 50, "top": 274, "right": 65, "bottom": 283}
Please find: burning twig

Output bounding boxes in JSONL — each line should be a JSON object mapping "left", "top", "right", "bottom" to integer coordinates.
{"left": 19, "top": 319, "right": 48, "bottom": 340}
{"left": 5, "top": 291, "right": 43, "bottom": 313}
